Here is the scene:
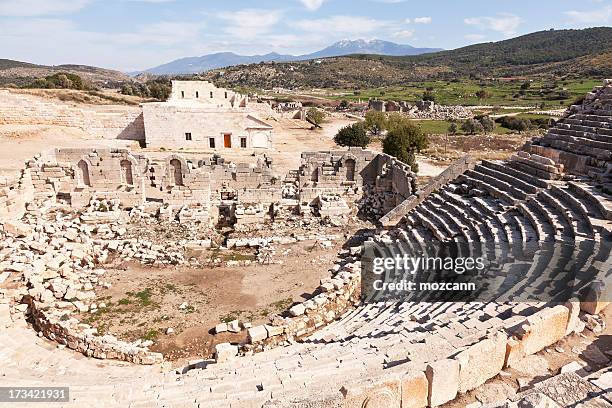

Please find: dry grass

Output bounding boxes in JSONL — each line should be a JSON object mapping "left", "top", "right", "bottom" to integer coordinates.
{"left": 8, "top": 88, "right": 145, "bottom": 106}
{"left": 424, "top": 133, "right": 532, "bottom": 162}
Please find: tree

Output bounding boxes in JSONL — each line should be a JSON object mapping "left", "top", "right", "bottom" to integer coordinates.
{"left": 448, "top": 122, "right": 458, "bottom": 135}
{"left": 520, "top": 81, "right": 531, "bottom": 90}
{"left": 461, "top": 119, "right": 484, "bottom": 135}
{"left": 475, "top": 89, "right": 490, "bottom": 100}
{"left": 306, "top": 108, "right": 325, "bottom": 127}
{"left": 422, "top": 90, "right": 436, "bottom": 102}
{"left": 382, "top": 121, "right": 428, "bottom": 173}
{"left": 337, "top": 100, "right": 350, "bottom": 110}
{"left": 334, "top": 123, "right": 370, "bottom": 147}
{"left": 364, "top": 111, "right": 387, "bottom": 136}
{"left": 386, "top": 112, "right": 412, "bottom": 133}
{"left": 479, "top": 116, "right": 495, "bottom": 134}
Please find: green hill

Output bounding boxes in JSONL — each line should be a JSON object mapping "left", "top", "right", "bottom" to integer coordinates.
{"left": 203, "top": 27, "right": 612, "bottom": 90}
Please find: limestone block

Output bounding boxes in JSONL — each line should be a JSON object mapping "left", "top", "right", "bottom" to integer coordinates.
{"left": 400, "top": 371, "right": 428, "bottom": 408}
{"left": 3, "top": 220, "right": 32, "bottom": 237}
{"left": 214, "top": 342, "right": 238, "bottom": 363}
{"left": 518, "top": 305, "right": 569, "bottom": 356}
{"left": 565, "top": 299, "right": 581, "bottom": 336}
{"left": 215, "top": 323, "right": 228, "bottom": 334}
{"left": 455, "top": 331, "right": 507, "bottom": 393}
{"left": 340, "top": 377, "right": 401, "bottom": 408}
{"left": 247, "top": 325, "right": 267, "bottom": 343}
{"left": 264, "top": 324, "right": 284, "bottom": 337}
{"left": 289, "top": 303, "right": 306, "bottom": 317}
{"left": 505, "top": 337, "right": 525, "bottom": 368}
{"left": 425, "top": 359, "right": 460, "bottom": 407}
{"left": 227, "top": 320, "right": 240, "bottom": 333}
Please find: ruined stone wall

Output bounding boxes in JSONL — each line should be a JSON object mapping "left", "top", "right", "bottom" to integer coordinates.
{"left": 0, "top": 90, "right": 144, "bottom": 142}
{"left": 0, "top": 170, "right": 34, "bottom": 223}
{"left": 380, "top": 155, "right": 475, "bottom": 227}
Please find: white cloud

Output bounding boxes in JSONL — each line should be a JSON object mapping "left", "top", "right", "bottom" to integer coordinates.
{"left": 0, "top": 0, "right": 91, "bottom": 17}
{"left": 217, "top": 9, "right": 282, "bottom": 39}
{"left": 394, "top": 29, "right": 415, "bottom": 39}
{"left": 0, "top": 17, "right": 206, "bottom": 70}
{"left": 413, "top": 17, "right": 432, "bottom": 24}
{"left": 294, "top": 15, "right": 394, "bottom": 36}
{"left": 464, "top": 13, "right": 522, "bottom": 36}
{"left": 564, "top": 5, "right": 612, "bottom": 24}
{"left": 299, "top": 0, "right": 325, "bottom": 11}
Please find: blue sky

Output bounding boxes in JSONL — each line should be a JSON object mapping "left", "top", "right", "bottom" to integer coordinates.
{"left": 0, "top": 0, "right": 610, "bottom": 71}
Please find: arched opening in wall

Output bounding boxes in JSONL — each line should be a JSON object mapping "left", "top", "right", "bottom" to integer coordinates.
{"left": 77, "top": 160, "right": 91, "bottom": 187}
{"left": 170, "top": 159, "right": 183, "bottom": 186}
{"left": 120, "top": 160, "right": 134, "bottom": 186}
{"left": 311, "top": 167, "right": 319, "bottom": 182}
{"left": 345, "top": 159, "right": 356, "bottom": 182}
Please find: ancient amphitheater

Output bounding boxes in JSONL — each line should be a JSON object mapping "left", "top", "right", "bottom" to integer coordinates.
{"left": 0, "top": 81, "right": 611, "bottom": 407}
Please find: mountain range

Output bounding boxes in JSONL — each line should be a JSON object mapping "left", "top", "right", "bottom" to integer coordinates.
{"left": 138, "top": 39, "right": 442, "bottom": 75}
{"left": 202, "top": 27, "right": 612, "bottom": 90}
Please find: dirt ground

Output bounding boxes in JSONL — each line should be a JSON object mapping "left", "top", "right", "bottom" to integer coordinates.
{"left": 79, "top": 240, "right": 344, "bottom": 364}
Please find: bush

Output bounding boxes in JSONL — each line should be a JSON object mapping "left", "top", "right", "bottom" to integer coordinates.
{"left": 119, "top": 78, "right": 171, "bottom": 101}
{"left": 334, "top": 123, "right": 370, "bottom": 147}
{"left": 382, "top": 121, "right": 428, "bottom": 173}
{"left": 25, "top": 72, "right": 87, "bottom": 90}
{"left": 448, "top": 122, "right": 458, "bottom": 135}
{"left": 461, "top": 118, "right": 484, "bottom": 135}
{"left": 422, "top": 90, "right": 436, "bottom": 102}
{"left": 364, "top": 111, "right": 387, "bottom": 135}
{"left": 306, "top": 107, "right": 325, "bottom": 127}
{"left": 475, "top": 89, "right": 490, "bottom": 100}
{"left": 479, "top": 116, "right": 495, "bottom": 133}
{"left": 495, "top": 116, "right": 533, "bottom": 133}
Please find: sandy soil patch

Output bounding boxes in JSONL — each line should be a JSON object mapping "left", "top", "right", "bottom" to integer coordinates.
{"left": 79, "top": 240, "right": 343, "bottom": 364}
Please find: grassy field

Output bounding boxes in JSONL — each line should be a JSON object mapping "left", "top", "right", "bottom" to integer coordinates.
{"left": 325, "top": 78, "right": 601, "bottom": 108}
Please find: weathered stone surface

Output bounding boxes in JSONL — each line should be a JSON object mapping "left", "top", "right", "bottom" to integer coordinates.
{"left": 341, "top": 377, "right": 401, "bottom": 408}
{"left": 455, "top": 332, "right": 507, "bottom": 393}
{"left": 516, "top": 306, "right": 569, "bottom": 357}
{"left": 400, "top": 371, "right": 428, "bottom": 408}
{"left": 426, "top": 359, "right": 460, "bottom": 407}
{"left": 214, "top": 342, "right": 238, "bottom": 363}
{"left": 247, "top": 325, "right": 267, "bottom": 343}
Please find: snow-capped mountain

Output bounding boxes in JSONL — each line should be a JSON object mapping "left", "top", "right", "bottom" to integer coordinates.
{"left": 136, "top": 39, "right": 442, "bottom": 75}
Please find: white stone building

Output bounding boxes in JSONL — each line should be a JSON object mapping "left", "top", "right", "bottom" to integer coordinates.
{"left": 142, "top": 81, "right": 274, "bottom": 150}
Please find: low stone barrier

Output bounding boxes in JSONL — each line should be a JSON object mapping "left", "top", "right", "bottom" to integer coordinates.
{"left": 380, "top": 155, "right": 475, "bottom": 227}
{"left": 25, "top": 296, "right": 163, "bottom": 365}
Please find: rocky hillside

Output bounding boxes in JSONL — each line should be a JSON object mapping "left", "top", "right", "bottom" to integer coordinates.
{"left": 0, "top": 59, "right": 131, "bottom": 88}
{"left": 203, "top": 28, "right": 612, "bottom": 89}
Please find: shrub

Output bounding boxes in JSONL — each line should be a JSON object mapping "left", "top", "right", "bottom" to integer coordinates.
{"left": 495, "top": 116, "right": 533, "bottom": 133}
{"left": 422, "top": 90, "right": 436, "bottom": 102}
{"left": 334, "top": 123, "right": 370, "bottom": 147}
{"left": 461, "top": 118, "right": 484, "bottom": 135}
{"left": 364, "top": 110, "right": 387, "bottom": 136}
{"left": 306, "top": 107, "right": 325, "bottom": 127}
{"left": 382, "top": 121, "right": 428, "bottom": 173}
{"left": 479, "top": 116, "right": 495, "bottom": 134}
